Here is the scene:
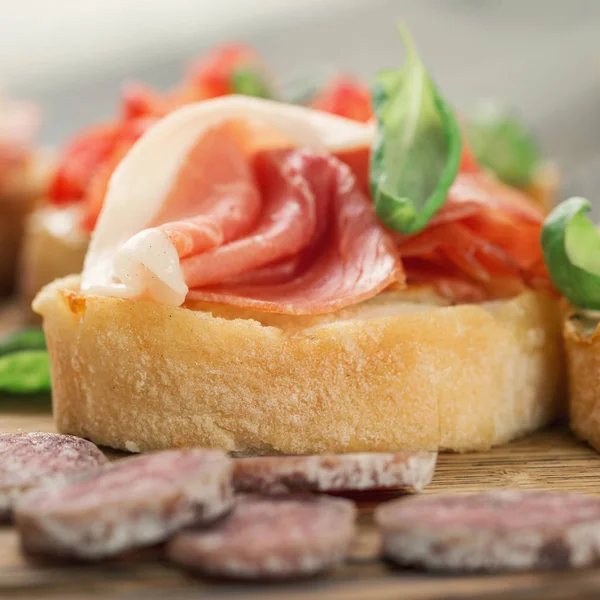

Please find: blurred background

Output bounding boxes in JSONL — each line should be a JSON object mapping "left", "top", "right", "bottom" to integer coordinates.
{"left": 3, "top": 0, "right": 600, "bottom": 199}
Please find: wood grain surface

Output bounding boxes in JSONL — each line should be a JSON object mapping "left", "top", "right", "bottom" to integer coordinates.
{"left": 2, "top": 405, "right": 600, "bottom": 600}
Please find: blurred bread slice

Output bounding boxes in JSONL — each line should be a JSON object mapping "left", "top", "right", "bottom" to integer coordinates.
{"left": 19, "top": 205, "right": 88, "bottom": 321}
{"left": 0, "top": 151, "right": 52, "bottom": 295}
{"left": 34, "top": 277, "right": 565, "bottom": 455}
{"left": 564, "top": 309, "right": 600, "bottom": 452}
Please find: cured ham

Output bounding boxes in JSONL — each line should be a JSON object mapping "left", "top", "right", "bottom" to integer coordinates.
{"left": 184, "top": 146, "right": 401, "bottom": 312}
{"left": 81, "top": 96, "right": 382, "bottom": 309}
{"left": 81, "top": 95, "right": 549, "bottom": 313}
{"left": 397, "top": 170, "right": 550, "bottom": 301}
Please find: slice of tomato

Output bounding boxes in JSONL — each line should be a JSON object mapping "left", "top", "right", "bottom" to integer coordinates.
{"left": 310, "top": 76, "right": 373, "bottom": 123}
{"left": 49, "top": 124, "right": 122, "bottom": 205}
{"left": 80, "top": 118, "right": 154, "bottom": 232}
{"left": 121, "top": 81, "right": 171, "bottom": 121}
{"left": 183, "top": 44, "right": 262, "bottom": 100}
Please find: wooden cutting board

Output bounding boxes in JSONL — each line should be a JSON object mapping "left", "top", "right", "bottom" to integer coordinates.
{"left": 2, "top": 405, "right": 600, "bottom": 600}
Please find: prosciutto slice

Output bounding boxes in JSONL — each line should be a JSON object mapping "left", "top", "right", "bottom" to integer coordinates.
{"left": 81, "top": 95, "right": 550, "bottom": 313}
{"left": 397, "top": 171, "right": 550, "bottom": 301}
{"left": 81, "top": 96, "right": 397, "bottom": 312}
{"left": 185, "top": 147, "right": 401, "bottom": 312}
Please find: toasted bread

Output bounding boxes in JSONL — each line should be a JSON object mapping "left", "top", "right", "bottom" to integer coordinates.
{"left": 0, "top": 153, "right": 52, "bottom": 295}
{"left": 33, "top": 277, "right": 566, "bottom": 455}
{"left": 564, "top": 310, "right": 600, "bottom": 451}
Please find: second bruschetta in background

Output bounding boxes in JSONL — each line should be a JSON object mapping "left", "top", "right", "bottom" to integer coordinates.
{"left": 0, "top": 96, "right": 51, "bottom": 296}
{"left": 542, "top": 197, "right": 600, "bottom": 453}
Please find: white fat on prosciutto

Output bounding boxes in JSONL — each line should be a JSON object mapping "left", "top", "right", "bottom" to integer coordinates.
{"left": 81, "top": 95, "right": 376, "bottom": 306}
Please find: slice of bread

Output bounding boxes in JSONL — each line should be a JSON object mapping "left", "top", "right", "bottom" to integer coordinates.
{"left": 34, "top": 277, "right": 566, "bottom": 455}
{"left": 564, "top": 310, "right": 600, "bottom": 451}
{"left": 0, "top": 152, "right": 52, "bottom": 295}
{"left": 19, "top": 206, "right": 89, "bottom": 321}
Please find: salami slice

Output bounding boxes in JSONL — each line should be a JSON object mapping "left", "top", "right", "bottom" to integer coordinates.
{"left": 0, "top": 432, "right": 107, "bottom": 521}
{"left": 376, "top": 490, "right": 600, "bottom": 572}
{"left": 233, "top": 452, "right": 437, "bottom": 494}
{"left": 14, "top": 448, "right": 233, "bottom": 560}
{"left": 167, "top": 494, "right": 356, "bottom": 579}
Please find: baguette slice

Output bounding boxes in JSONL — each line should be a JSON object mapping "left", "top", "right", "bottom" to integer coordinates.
{"left": 564, "top": 310, "right": 600, "bottom": 451}
{"left": 0, "top": 151, "right": 53, "bottom": 295}
{"left": 18, "top": 205, "right": 89, "bottom": 321}
{"left": 34, "top": 277, "right": 566, "bottom": 455}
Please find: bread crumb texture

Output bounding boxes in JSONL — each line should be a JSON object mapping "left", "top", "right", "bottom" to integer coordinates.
{"left": 33, "top": 277, "right": 566, "bottom": 454}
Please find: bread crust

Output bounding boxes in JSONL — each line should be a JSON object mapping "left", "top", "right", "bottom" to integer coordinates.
{"left": 564, "top": 310, "right": 600, "bottom": 451}
{"left": 33, "top": 277, "right": 566, "bottom": 454}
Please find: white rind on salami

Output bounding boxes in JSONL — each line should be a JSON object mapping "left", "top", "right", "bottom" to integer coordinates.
{"left": 0, "top": 432, "right": 107, "bottom": 521}
{"left": 167, "top": 494, "right": 356, "bottom": 579}
{"left": 14, "top": 448, "right": 233, "bottom": 560}
{"left": 233, "top": 452, "right": 437, "bottom": 494}
{"left": 376, "top": 490, "right": 600, "bottom": 572}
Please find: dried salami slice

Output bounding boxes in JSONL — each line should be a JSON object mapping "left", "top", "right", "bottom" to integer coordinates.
{"left": 14, "top": 448, "right": 233, "bottom": 560}
{"left": 376, "top": 490, "right": 600, "bottom": 572}
{"left": 0, "top": 432, "right": 107, "bottom": 521}
{"left": 167, "top": 494, "right": 356, "bottom": 580}
{"left": 233, "top": 452, "right": 437, "bottom": 494}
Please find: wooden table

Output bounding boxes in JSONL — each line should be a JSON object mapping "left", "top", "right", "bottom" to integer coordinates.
{"left": 2, "top": 404, "right": 600, "bottom": 600}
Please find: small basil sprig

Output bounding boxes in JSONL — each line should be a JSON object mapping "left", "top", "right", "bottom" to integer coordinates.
{"left": 230, "top": 67, "right": 273, "bottom": 99}
{"left": 467, "top": 101, "right": 540, "bottom": 188}
{"left": 0, "top": 328, "right": 51, "bottom": 395}
{"left": 370, "top": 25, "right": 462, "bottom": 234}
{"left": 541, "top": 197, "right": 600, "bottom": 310}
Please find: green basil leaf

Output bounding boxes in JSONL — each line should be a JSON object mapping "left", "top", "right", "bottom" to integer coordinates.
{"left": 467, "top": 101, "right": 540, "bottom": 188}
{"left": 370, "top": 25, "right": 462, "bottom": 234}
{"left": 230, "top": 67, "right": 272, "bottom": 99}
{"left": 0, "top": 349, "right": 51, "bottom": 395}
{"left": 541, "top": 196, "right": 600, "bottom": 309}
{"left": 0, "top": 327, "right": 46, "bottom": 357}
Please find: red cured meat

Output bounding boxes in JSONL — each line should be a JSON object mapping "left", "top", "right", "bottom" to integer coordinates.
{"left": 167, "top": 494, "right": 356, "bottom": 579}
{"left": 0, "top": 432, "right": 107, "bottom": 521}
{"left": 376, "top": 490, "right": 600, "bottom": 572}
{"left": 14, "top": 449, "right": 233, "bottom": 560}
{"left": 139, "top": 120, "right": 401, "bottom": 314}
{"left": 397, "top": 170, "right": 550, "bottom": 300}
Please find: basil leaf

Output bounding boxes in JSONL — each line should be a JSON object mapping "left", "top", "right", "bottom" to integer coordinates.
{"left": 541, "top": 196, "right": 600, "bottom": 309}
{"left": 0, "top": 349, "right": 51, "bottom": 395}
{"left": 467, "top": 101, "right": 540, "bottom": 188}
{"left": 370, "top": 25, "right": 462, "bottom": 234}
{"left": 0, "top": 327, "right": 46, "bottom": 357}
{"left": 230, "top": 67, "right": 272, "bottom": 99}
